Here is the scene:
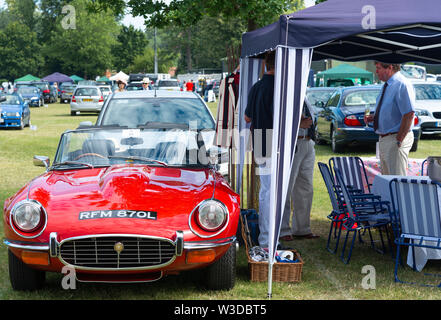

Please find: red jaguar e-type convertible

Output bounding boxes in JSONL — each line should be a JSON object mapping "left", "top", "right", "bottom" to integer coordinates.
{"left": 3, "top": 124, "right": 240, "bottom": 290}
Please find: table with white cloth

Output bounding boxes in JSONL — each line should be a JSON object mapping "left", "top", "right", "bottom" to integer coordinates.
{"left": 371, "top": 174, "right": 441, "bottom": 272}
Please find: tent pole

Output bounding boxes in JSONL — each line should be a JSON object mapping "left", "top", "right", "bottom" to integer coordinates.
{"left": 267, "top": 263, "right": 273, "bottom": 299}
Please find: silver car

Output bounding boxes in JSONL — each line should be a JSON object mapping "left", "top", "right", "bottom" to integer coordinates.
{"left": 70, "top": 85, "right": 104, "bottom": 116}
{"left": 60, "top": 84, "right": 76, "bottom": 103}
{"left": 98, "top": 85, "right": 112, "bottom": 101}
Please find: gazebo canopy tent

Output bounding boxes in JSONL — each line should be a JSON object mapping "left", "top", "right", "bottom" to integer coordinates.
{"left": 238, "top": 0, "right": 441, "bottom": 297}
{"left": 315, "top": 63, "right": 374, "bottom": 86}
{"left": 15, "top": 74, "right": 40, "bottom": 82}
{"left": 70, "top": 75, "right": 84, "bottom": 83}
{"left": 42, "top": 72, "right": 73, "bottom": 83}
{"left": 96, "top": 76, "right": 110, "bottom": 82}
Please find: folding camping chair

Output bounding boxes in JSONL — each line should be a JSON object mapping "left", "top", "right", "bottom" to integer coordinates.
{"left": 334, "top": 168, "right": 392, "bottom": 264}
{"left": 421, "top": 158, "right": 428, "bottom": 176}
{"left": 329, "top": 156, "right": 371, "bottom": 194}
{"left": 389, "top": 178, "right": 441, "bottom": 287}
{"left": 318, "top": 162, "right": 347, "bottom": 254}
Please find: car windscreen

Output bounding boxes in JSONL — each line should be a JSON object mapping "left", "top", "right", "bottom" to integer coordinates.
{"left": 63, "top": 86, "right": 75, "bottom": 91}
{"left": 75, "top": 88, "right": 100, "bottom": 96}
{"left": 33, "top": 83, "right": 49, "bottom": 90}
{"left": 342, "top": 90, "right": 380, "bottom": 107}
{"left": 158, "top": 81, "right": 179, "bottom": 87}
{"left": 18, "top": 87, "right": 39, "bottom": 94}
{"left": 0, "top": 95, "right": 20, "bottom": 105}
{"left": 306, "top": 90, "right": 334, "bottom": 106}
{"left": 54, "top": 128, "right": 211, "bottom": 168}
{"left": 100, "top": 98, "right": 215, "bottom": 129}
{"left": 126, "top": 86, "right": 143, "bottom": 91}
{"left": 100, "top": 87, "right": 110, "bottom": 92}
{"left": 414, "top": 84, "right": 441, "bottom": 100}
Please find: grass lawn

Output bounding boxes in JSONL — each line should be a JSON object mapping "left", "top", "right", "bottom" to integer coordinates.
{"left": 1, "top": 101, "right": 441, "bottom": 300}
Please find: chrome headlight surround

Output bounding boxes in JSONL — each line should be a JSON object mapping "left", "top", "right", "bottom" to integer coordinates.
{"left": 9, "top": 199, "right": 47, "bottom": 239}
{"left": 415, "top": 109, "right": 430, "bottom": 117}
{"left": 189, "top": 199, "right": 229, "bottom": 238}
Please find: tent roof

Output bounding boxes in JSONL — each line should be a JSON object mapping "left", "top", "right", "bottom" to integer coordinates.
{"left": 70, "top": 75, "right": 84, "bottom": 81}
{"left": 97, "top": 76, "right": 110, "bottom": 82}
{"left": 15, "top": 74, "right": 40, "bottom": 82}
{"left": 316, "top": 64, "right": 373, "bottom": 79}
{"left": 42, "top": 72, "right": 73, "bottom": 83}
{"left": 241, "top": 0, "right": 441, "bottom": 64}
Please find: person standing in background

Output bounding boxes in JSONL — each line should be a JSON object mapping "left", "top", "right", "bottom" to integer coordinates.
{"left": 365, "top": 62, "right": 415, "bottom": 175}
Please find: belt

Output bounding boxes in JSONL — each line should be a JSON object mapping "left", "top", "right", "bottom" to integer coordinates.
{"left": 297, "top": 135, "right": 311, "bottom": 140}
{"left": 379, "top": 132, "right": 397, "bottom": 138}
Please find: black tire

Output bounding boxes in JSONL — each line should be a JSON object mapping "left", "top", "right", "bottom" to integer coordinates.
{"left": 71, "top": 111, "right": 76, "bottom": 116}
{"left": 410, "top": 139, "right": 418, "bottom": 152}
{"left": 204, "top": 243, "right": 236, "bottom": 290}
{"left": 8, "top": 249, "right": 46, "bottom": 291}
{"left": 314, "top": 127, "right": 325, "bottom": 145}
{"left": 19, "top": 116, "right": 24, "bottom": 130}
{"left": 331, "top": 128, "right": 344, "bottom": 153}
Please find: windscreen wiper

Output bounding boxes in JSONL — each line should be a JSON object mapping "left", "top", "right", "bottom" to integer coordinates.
{"left": 51, "top": 161, "right": 95, "bottom": 169}
{"left": 108, "top": 155, "right": 168, "bottom": 167}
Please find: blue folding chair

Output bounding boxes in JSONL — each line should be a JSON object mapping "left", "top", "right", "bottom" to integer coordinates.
{"left": 335, "top": 168, "right": 392, "bottom": 264}
{"left": 330, "top": 156, "right": 387, "bottom": 215}
{"left": 389, "top": 178, "right": 441, "bottom": 287}
{"left": 421, "top": 159, "right": 428, "bottom": 176}
{"left": 318, "top": 162, "right": 347, "bottom": 254}
{"left": 329, "top": 156, "right": 371, "bottom": 194}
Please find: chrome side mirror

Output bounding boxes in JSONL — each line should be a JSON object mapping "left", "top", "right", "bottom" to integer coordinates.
{"left": 33, "top": 155, "right": 50, "bottom": 169}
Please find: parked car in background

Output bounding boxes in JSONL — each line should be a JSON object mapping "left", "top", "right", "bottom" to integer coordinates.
{"left": 156, "top": 79, "right": 181, "bottom": 91}
{"left": 98, "top": 85, "right": 112, "bottom": 100}
{"left": 17, "top": 86, "right": 43, "bottom": 107}
{"left": 3, "top": 125, "right": 239, "bottom": 291}
{"left": 70, "top": 85, "right": 104, "bottom": 116}
{"left": 212, "top": 80, "right": 220, "bottom": 97}
{"left": 59, "top": 84, "right": 77, "bottom": 103}
{"left": 94, "top": 90, "right": 229, "bottom": 177}
{"left": 31, "top": 81, "right": 53, "bottom": 104}
{"left": 306, "top": 87, "right": 337, "bottom": 113}
{"left": 0, "top": 93, "right": 31, "bottom": 129}
{"left": 126, "top": 83, "right": 143, "bottom": 91}
{"left": 14, "top": 81, "right": 33, "bottom": 90}
{"left": 411, "top": 80, "right": 441, "bottom": 136}
{"left": 314, "top": 85, "right": 421, "bottom": 152}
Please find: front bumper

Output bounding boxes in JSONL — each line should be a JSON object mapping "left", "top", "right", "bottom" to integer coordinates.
{"left": 4, "top": 232, "right": 236, "bottom": 275}
{"left": 0, "top": 116, "right": 21, "bottom": 128}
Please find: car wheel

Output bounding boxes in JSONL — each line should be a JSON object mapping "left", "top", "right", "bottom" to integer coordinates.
{"left": 331, "top": 128, "right": 344, "bottom": 153}
{"left": 8, "top": 249, "right": 46, "bottom": 291}
{"left": 71, "top": 111, "right": 76, "bottom": 116}
{"left": 314, "top": 127, "right": 325, "bottom": 145}
{"left": 19, "top": 116, "right": 24, "bottom": 130}
{"left": 410, "top": 139, "right": 418, "bottom": 152}
{"left": 204, "top": 243, "right": 236, "bottom": 290}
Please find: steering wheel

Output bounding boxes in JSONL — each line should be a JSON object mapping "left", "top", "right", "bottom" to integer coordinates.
{"left": 74, "top": 153, "right": 106, "bottom": 160}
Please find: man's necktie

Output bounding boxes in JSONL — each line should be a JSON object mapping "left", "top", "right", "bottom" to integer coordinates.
{"left": 373, "top": 82, "right": 388, "bottom": 131}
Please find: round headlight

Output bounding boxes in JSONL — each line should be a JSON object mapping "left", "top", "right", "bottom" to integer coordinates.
{"left": 12, "top": 200, "right": 45, "bottom": 233}
{"left": 196, "top": 200, "right": 228, "bottom": 232}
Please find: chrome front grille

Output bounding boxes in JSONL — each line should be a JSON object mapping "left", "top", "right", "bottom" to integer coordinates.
{"left": 59, "top": 236, "right": 176, "bottom": 269}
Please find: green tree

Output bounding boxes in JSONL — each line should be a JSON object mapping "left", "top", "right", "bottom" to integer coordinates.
{"left": 0, "top": 21, "right": 43, "bottom": 80}
{"left": 37, "top": 0, "right": 74, "bottom": 43}
{"left": 43, "top": 0, "right": 119, "bottom": 78}
{"left": 112, "top": 25, "right": 149, "bottom": 71}
{"left": 90, "top": 0, "right": 304, "bottom": 31}
{"left": 6, "top": 0, "right": 37, "bottom": 31}
{"left": 128, "top": 47, "right": 177, "bottom": 74}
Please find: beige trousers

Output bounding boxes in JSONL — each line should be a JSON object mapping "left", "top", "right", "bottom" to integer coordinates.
{"left": 378, "top": 131, "right": 414, "bottom": 175}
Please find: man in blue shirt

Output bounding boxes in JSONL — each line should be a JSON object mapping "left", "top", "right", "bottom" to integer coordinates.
{"left": 365, "top": 62, "right": 415, "bottom": 175}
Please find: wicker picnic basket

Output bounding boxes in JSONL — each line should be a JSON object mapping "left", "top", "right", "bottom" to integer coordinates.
{"left": 240, "top": 214, "right": 303, "bottom": 283}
